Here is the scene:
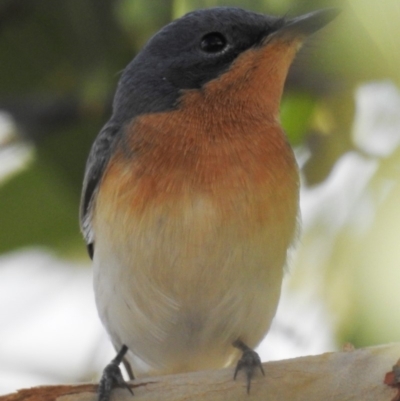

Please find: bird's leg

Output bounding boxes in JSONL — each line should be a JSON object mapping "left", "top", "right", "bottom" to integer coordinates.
{"left": 123, "top": 357, "right": 135, "bottom": 381}
{"left": 233, "top": 339, "right": 265, "bottom": 393}
{"left": 98, "top": 345, "right": 134, "bottom": 401}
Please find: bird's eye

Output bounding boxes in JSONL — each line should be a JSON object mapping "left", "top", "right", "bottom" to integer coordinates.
{"left": 200, "top": 32, "right": 227, "bottom": 53}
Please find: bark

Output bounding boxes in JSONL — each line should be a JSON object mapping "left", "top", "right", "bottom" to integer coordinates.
{"left": 1, "top": 343, "right": 399, "bottom": 401}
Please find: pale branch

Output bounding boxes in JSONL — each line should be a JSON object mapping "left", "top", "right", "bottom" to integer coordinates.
{"left": 1, "top": 343, "right": 399, "bottom": 401}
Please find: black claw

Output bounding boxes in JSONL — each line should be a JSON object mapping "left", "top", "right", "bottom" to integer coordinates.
{"left": 97, "top": 345, "right": 133, "bottom": 401}
{"left": 233, "top": 339, "right": 264, "bottom": 393}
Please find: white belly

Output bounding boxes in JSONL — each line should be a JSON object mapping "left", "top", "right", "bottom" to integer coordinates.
{"left": 93, "top": 195, "right": 287, "bottom": 376}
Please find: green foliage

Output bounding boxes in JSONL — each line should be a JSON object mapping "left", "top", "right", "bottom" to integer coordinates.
{"left": 0, "top": 156, "right": 81, "bottom": 255}
{"left": 281, "top": 92, "right": 316, "bottom": 145}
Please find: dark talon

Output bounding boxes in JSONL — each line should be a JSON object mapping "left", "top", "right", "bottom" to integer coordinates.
{"left": 233, "top": 339, "right": 264, "bottom": 393}
{"left": 98, "top": 345, "right": 134, "bottom": 401}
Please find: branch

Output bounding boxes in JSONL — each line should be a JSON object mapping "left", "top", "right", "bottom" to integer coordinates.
{"left": 1, "top": 343, "right": 399, "bottom": 401}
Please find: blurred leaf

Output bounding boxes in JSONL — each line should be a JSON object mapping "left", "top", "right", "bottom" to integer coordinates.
{"left": 0, "top": 156, "right": 83, "bottom": 256}
{"left": 116, "top": 0, "right": 173, "bottom": 48}
{"left": 172, "top": 0, "right": 282, "bottom": 18}
{"left": 281, "top": 92, "right": 316, "bottom": 145}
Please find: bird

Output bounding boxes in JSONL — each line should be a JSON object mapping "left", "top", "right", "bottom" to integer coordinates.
{"left": 79, "top": 6, "right": 339, "bottom": 400}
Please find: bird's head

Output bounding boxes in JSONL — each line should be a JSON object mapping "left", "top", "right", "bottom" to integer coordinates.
{"left": 112, "top": 7, "right": 339, "bottom": 122}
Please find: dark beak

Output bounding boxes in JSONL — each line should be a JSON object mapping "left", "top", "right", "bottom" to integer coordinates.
{"left": 273, "top": 8, "right": 341, "bottom": 41}
{"left": 287, "top": 8, "right": 340, "bottom": 35}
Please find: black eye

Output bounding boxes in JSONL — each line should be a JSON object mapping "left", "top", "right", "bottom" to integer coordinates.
{"left": 200, "top": 32, "right": 227, "bottom": 53}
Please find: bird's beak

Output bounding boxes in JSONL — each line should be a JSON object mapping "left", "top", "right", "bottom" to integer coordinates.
{"left": 266, "top": 8, "right": 341, "bottom": 44}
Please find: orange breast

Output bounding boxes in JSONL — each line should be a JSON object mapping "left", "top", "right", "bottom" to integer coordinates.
{"left": 97, "top": 108, "right": 297, "bottom": 237}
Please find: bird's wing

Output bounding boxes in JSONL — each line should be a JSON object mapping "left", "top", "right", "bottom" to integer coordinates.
{"left": 80, "top": 121, "right": 122, "bottom": 259}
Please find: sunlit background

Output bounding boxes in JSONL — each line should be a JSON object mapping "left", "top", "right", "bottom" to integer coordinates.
{"left": 1, "top": 0, "right": 400, "bottom": 395}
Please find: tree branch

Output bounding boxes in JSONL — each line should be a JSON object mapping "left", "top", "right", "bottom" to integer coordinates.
{"left": 1, "top": 343, "right": 399, "bottom": 401}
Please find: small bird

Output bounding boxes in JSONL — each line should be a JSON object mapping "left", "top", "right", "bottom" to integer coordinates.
{"left": 80, "top": 6, "right": 338, "bottom": 400}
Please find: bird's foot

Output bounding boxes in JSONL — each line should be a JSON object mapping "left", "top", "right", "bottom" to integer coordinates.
{"left": 98, "top": 345, "right": 134, "bottom": 401}
{"left": 233, "top": 339, "right": 264, "bottom": 393}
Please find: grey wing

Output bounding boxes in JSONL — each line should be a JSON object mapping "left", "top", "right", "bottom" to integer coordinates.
{"left": 80, "top": 121, "right": 122, "bottom": 259}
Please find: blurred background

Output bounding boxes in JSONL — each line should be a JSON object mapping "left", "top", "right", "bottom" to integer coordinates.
{"left": 1, "top": 0, "right": 400, "bottom": 395}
